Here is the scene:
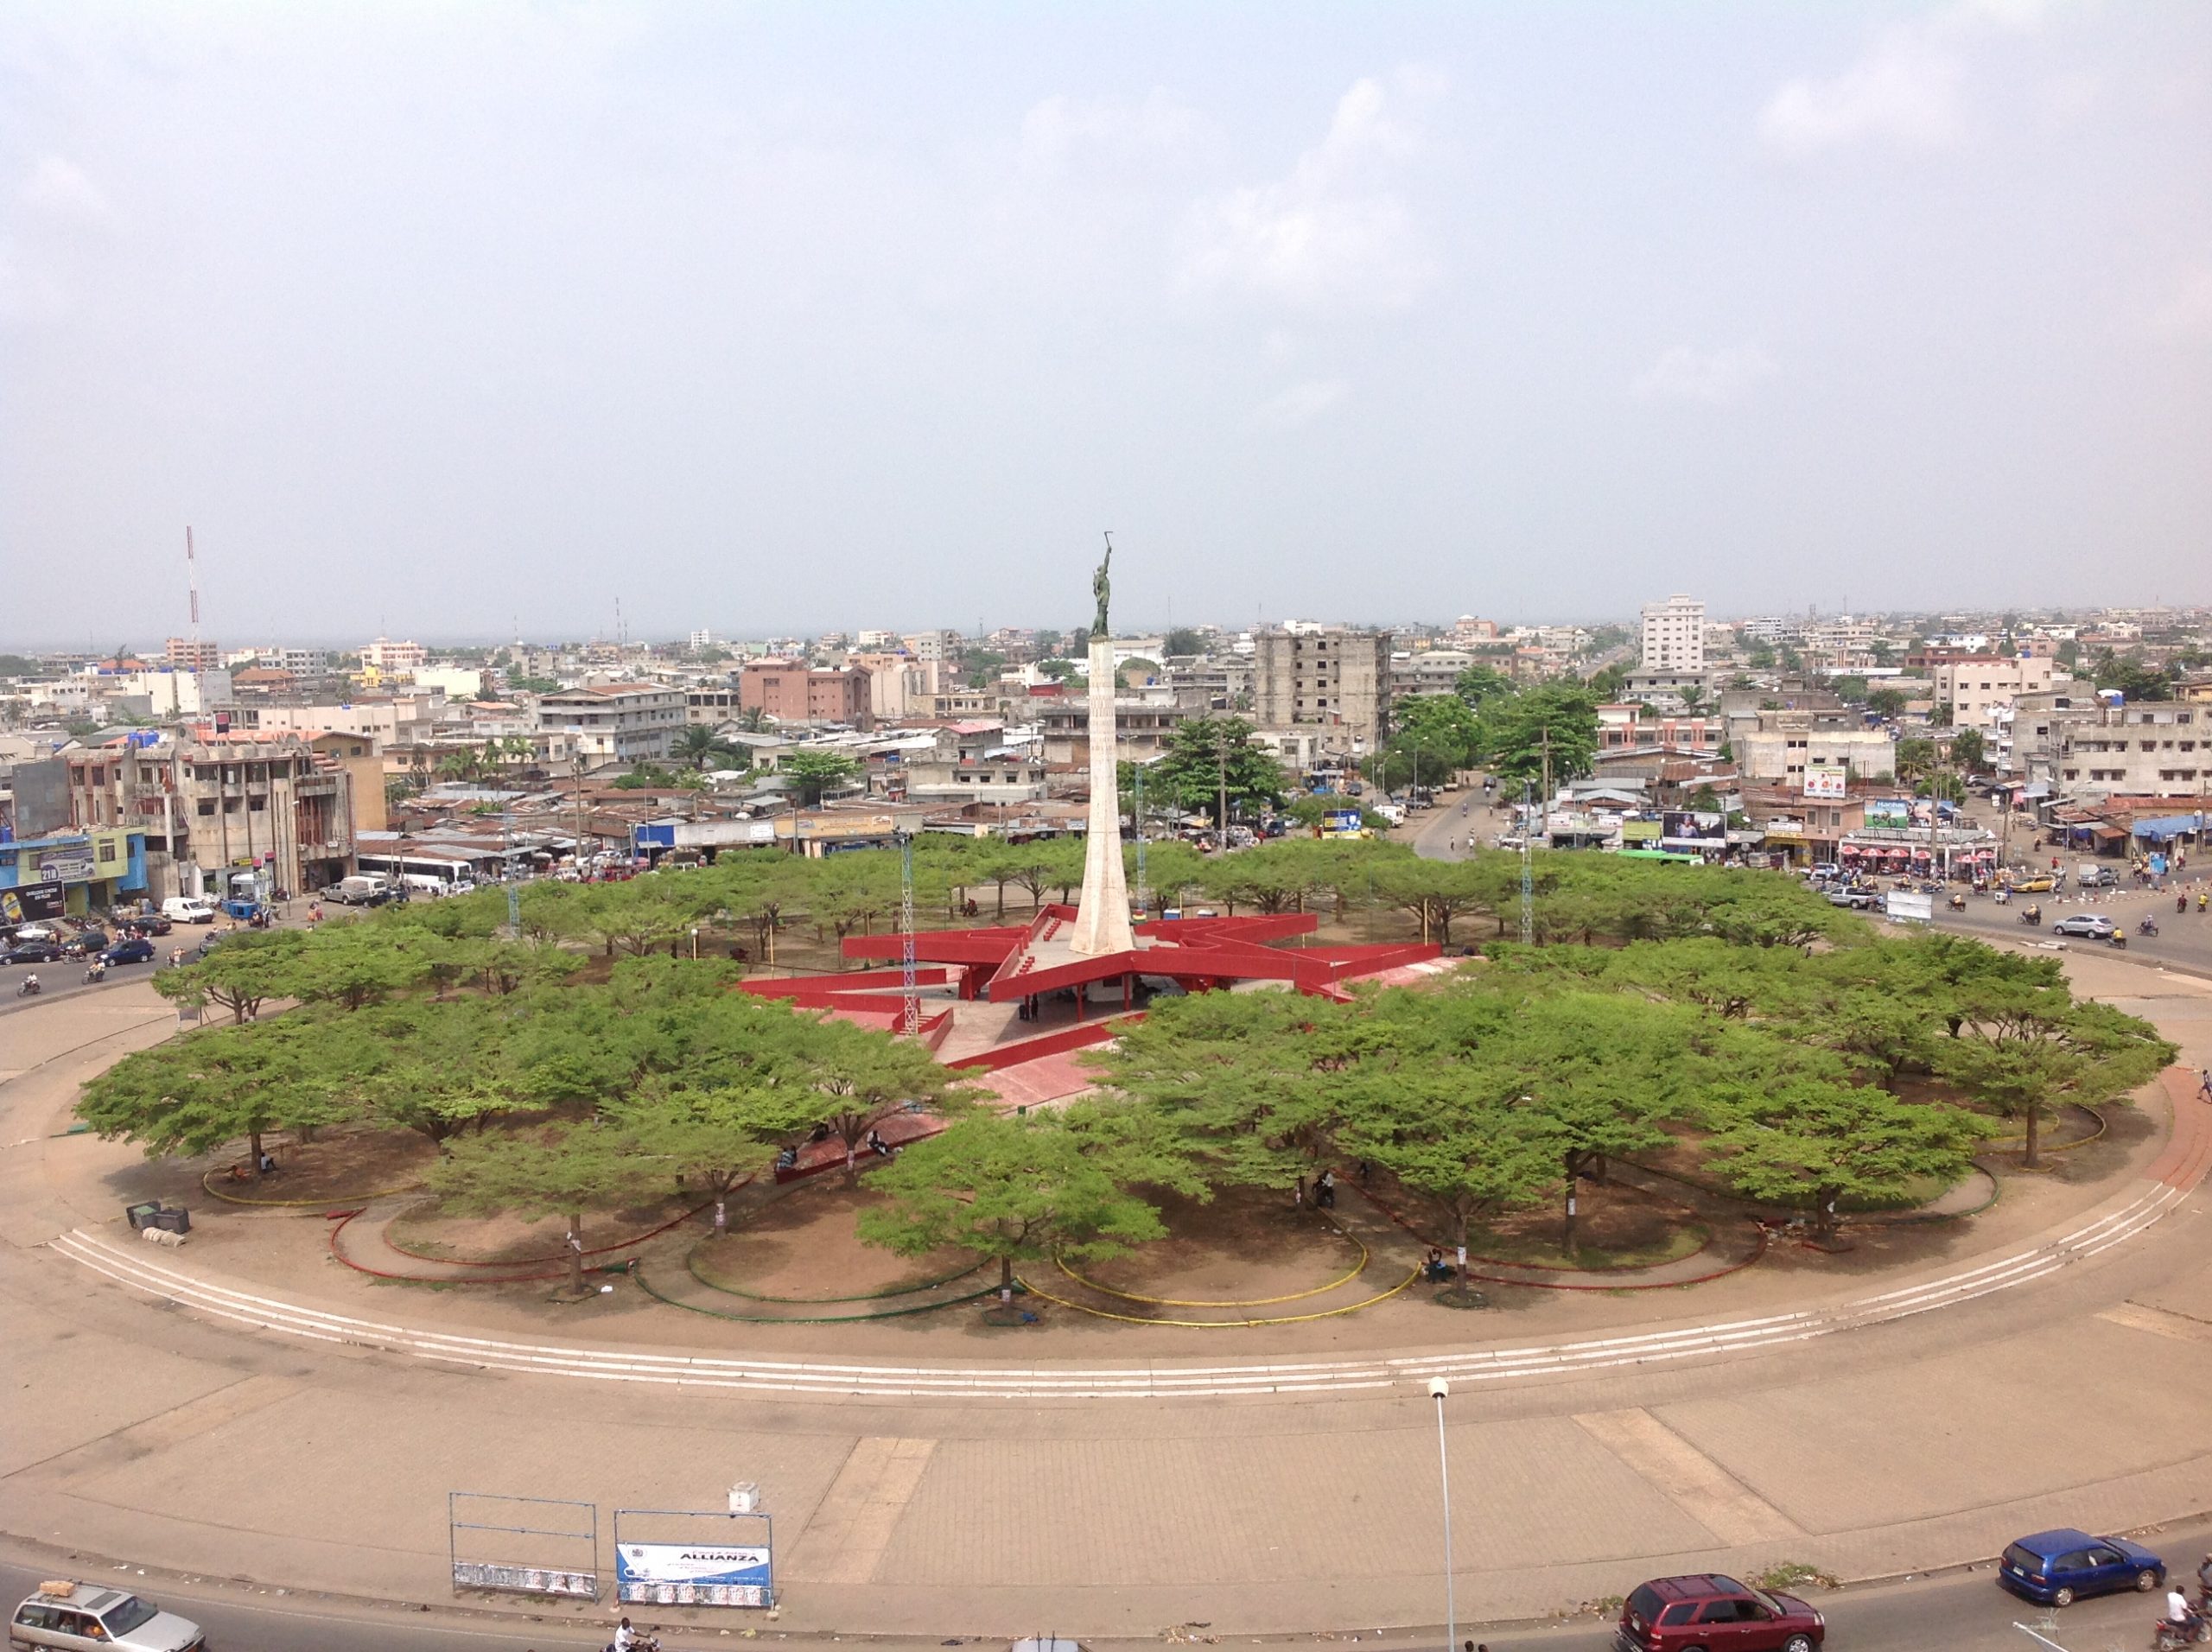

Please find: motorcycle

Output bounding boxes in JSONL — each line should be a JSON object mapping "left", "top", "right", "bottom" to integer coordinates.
{"left": 2152, "top": 1612, "right": 2209, "bottom": 1649}
{"left": 2020, "top": 906, "right": 2043, "bottom": 927}
{"left": 2141, "top": 918, "right": 2161, "bottom": 937}
{"left": 82, "top": 962, "right": 105, "bottom": 985}
{"left": 1994, "top": 888, "right": 2012, "bottom": 905}
{"left": 16, "top": 975, "right": 40, "bottom": 997}
{"left": 1948, "top": 893, "right": 1967, "bottom": 911}
{"left": 2111, "top": 930, "right": 2128, "bottom": 950}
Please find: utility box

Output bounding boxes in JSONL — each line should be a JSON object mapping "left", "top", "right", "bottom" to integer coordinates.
{"left": 728, "top": 1483, "right": 760, "bottom": 1515}
{"left": 152, "top": 1206, "right": 191, "bottom": 1234}
{"left": 124, "top": 1201, "right": 162, "bottom": 1230}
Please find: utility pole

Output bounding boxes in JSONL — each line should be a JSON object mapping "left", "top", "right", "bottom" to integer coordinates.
{"left": 1520, "top": 778, "right": 1535, "bottom": 948}
{"left": 1217, "top": 728, "right": 1230, "bottom": 836}
{"left": 896, "top": 829, "right": 919, "bottom": 1035}
{"left": 1134, "top": 764, "right": 1148, "bottom": 915}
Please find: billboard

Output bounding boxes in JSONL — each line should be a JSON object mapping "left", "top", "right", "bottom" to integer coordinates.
{"left": 1865, "top": 798, "right": 1913, "bottom": 829}
{"left": 1802, "top": 763, "right": 1848, "bottom": 800}
{"left": 1660, "top": 811, "right": 1725, "bottom": 844}
{"left": 0, "top": 885, "right": 68, "bottom": 924}
{"left": 615, "top": 1542, "right": 772, "bottom": 1608}
{"left": 1885, "top": 890, "right": 1933, "bottom": 924}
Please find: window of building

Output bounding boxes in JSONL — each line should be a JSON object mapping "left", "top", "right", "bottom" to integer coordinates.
{"left": 196, "top": 798, "right": 216, "bottom": 816}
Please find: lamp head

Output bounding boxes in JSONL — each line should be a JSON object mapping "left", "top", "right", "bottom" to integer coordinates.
{"left": 1427, "top": 1376, "right": 1450, "bottom": 1401}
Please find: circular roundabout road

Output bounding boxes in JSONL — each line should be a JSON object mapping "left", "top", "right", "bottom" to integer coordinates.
{"left": 3, "top": 960, "right": 2210, "bottom": 1644}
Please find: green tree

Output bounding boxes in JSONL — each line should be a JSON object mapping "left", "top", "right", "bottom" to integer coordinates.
{"left": 1478, "top": 683, "right": 1599, "bottom": 787}
{"left": 672, "top": 724, "right": 744, "bottom": 772}
{"left": 77, "top": 1016, "right": 353, "bottom": 1171}
{"left": 1893, "top": 738, "right": 1938, "bottom": 784}
{"left": 614, "top": 1084, "right": 824, "bottom": 1231}
{"left": 1833, "top": 676, "right": 1870, "bottom": 704}
{"left": 1705, "top": 1075, "right": 1996, "bottom": 1241}
{"left": 1453, "top": 665, "right": 1516, "bottom": 708}
{"left": 781, "top": 748, "right": 861, "bottom": 805}
{"left": 153, "top": 931, "right": 311, "bottom": 1023}
{"left": 855, "top": 1113, "right": 1169, "bottom": 1311}
{"left": 1149, "top": 716, "right": 1287, "bottom": 825}
{"left": 1946, "top": 728, "right": 1986, "bottom": 772}
{"left": 1163, "top": 626, "right": 1206, "bottom": 658}
{"left": 1867, "top": 688, "right": 1906, "bottom": 721}
{"left": 1936, "top": 980, "right": 2175, "bottom": 1167}
{"left": 774, "top": 1013, "right": 982, "bottom": 1183}
{"left": 427, "top": 1121, "right": 677, "bottom": 1298}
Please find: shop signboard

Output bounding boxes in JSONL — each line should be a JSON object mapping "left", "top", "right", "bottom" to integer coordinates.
{"left": 1802, "top": 763, "right": 1848, "bottom": 800}
{"left": 30, "top": 846, "right": 95, "bottom": 883}
{"left": 1322, "top": 809, "right": 1363, "bottom": 837}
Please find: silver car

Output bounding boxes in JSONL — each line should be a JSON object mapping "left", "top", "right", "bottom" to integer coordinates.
{"left": 9, "top": 1584, "right": 206, "bottom": 1652}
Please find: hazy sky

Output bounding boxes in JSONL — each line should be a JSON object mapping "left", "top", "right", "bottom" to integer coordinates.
{"left": 3, "top": 3, "right": 2209, "bottom": 648}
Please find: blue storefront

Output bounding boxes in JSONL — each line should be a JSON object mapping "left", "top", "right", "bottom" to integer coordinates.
{"left": 0, "top": 829, "right": 149, "bottom": 925}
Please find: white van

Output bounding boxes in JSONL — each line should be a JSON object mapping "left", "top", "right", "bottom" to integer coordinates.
{"left": 161, "top": 897, "right": 217, "bottom": 925}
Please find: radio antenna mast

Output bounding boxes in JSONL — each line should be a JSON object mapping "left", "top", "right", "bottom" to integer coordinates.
{"left": 186, "top": 527, "right": 202, "bottom": 651}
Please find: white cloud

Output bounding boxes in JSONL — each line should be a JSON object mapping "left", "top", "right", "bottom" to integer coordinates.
{"left": 1179, "top": 73, "right": 1440, "bottom": 310}
{"left": 1255, "top": 378, "right": 1349, "bottom": 428}
{"left": 1631, "top": 346, "right": 1778, "bottom": 405}
{"left": 1757, "top": 1, "right": 2045, "bottom": 157}
{"left": 17, "top": 156, "right": 113, "bottom": 226}
{"left": 1759, "top": 29, "right": 1966, "bottom": 154}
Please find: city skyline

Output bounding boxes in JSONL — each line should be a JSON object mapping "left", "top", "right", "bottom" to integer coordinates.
{"left": 4, "top": 3, "right": 2209, "bottom": 640}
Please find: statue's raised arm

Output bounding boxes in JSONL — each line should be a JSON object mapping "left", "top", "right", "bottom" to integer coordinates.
{"left": 1092, "top": 535, "right": 1112, "bottom": 637}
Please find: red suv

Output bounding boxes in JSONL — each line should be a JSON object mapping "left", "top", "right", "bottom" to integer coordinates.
{"left": 1617, "top": 1574, "right": 1825, "bottom": 1652}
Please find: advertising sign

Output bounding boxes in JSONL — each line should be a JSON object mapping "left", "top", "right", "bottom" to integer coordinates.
{"left": 1322, "top": 808, "right": 1363, "bottom": 837}
{"left": 0, "top": 885, "right": 68, "bottom": 924}
{"left": 1659, "top": 811, "right": 1725, "bottom": 844}
{"left": 31, "top": 847, "right": 95, "bottom": 883}
{"left": 1865, "top": 798, "right": 1912, "bottom": 829}
{"left": 1802, "top": 763, "right": 1848, "bottom": 800}
{"left": 615, "top": 1543, "right": 772, "bottom": 1608}
{"left": 1885, "top": 890, "right": 1933, "bottom": 924}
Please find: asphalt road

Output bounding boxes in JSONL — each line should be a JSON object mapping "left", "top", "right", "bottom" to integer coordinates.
{"left": 1929, "top": 874, "right": 2212, "bottom": 980}
{"left": 10, "top": 1525, "right": 2212, "bottom": 1652}
{"left": 0, "top": 956, "right": 167, "bottom": 1015}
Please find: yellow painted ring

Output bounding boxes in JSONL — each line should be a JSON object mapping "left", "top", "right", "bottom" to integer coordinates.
{"left": 1016, "top": 1263, "right": 1420, "bottom": 1328}
{"left": 200, "top": 1169, "right": 420, "bottom": 1207}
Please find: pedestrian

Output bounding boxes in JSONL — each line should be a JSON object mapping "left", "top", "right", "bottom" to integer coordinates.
{"left": 2199, "top": 1068, "right": 2212, "bottom": 1103}
{"left": 1315, "top": 1168, "right": 1337, "bottom": 1210}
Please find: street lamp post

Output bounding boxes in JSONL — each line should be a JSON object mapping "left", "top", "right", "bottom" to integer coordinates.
{"left": 1428, "top": 1376, "right": 1455, "bottom": 1652}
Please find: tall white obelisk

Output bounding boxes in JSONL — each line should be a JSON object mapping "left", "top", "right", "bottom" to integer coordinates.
{"left": 1068, "top": 543, "right": 1136, "bottom": 956}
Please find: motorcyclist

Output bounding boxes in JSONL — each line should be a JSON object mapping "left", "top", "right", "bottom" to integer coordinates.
{"left": 18, "top": 973, "right": 39, "bottom": 996}
{"left": 613, "top": 1618, "right": 658, "bottom": 1652}
{"left": 83, "top": 960, "right": 105, "bottom": 984}
{"left": 2164, "top": 1583, "right": 2196, "bottom": 1634}
{"left": 2141, "top": 917, "right": 2160, "bottom": 936}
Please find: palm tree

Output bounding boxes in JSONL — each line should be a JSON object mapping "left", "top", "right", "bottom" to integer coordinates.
{"left": 437, "top": 750, "right": 479, "bottom": 785}
{"left": 671, "top": 724, "right": 741, "bottom": 772}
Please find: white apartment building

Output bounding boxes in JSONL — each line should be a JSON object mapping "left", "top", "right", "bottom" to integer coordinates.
{"left": 688, "top": 629, "right": 715, "bottom": 651}
{"left": 1739, "top": 616, "right": 1800, "bottom": 645}
{"left": 359, "top": 637, "right": 428, "bottom": 672}
{"left": 855, "top": 629, "right": 899, "bottom": 651}
{"left": 247, "top": 696, "right": 442, "bottom": 749}
{"left": 92, "top": 669, "right": 232, "bottom": 715}
{"left": 534, "top": 683, "right": 684, "bottom": 767}
{"left": 1933, "top": 655, "right": 2057, "bottom": 730}
{"left": 1640, "top": 595, "right": 1706, "bottom": 673}
{"left": 902, "top": 630, "right": 960, "bottom": 664}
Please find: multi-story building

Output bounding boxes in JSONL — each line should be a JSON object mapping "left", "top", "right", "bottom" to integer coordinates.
{"left": 92, "top": 669, "right": 232, "bottom": 715}
{"left": 62, "top": 732, "right": 359, "bottom": 899}
{"left": 1933, "top": 655, "right": 2058, "bottom": 730}
{"left": 245, "top": 696, "right": 442, "bottom": 750}
{"left": 1252, "top": 627, "right": 1393, "bottom": 750}
{"left": 738, "top": 660, "right": 873, "bottom": 728}
{"left": 534, "top": 683, "right": 685, "bottom": 767}
{"left": 359, "top": 637, "right": 427, "bottom": 675}
{"left": 2048, "top": 702, "right": 2206, "bottom": 798}
{"left": 164, "top": 638, "right": 223, "bottom": 671}
{"left": 1390, "top": 649, "right": 1474, "bottom": 699}
{"left": 1037, "top": 700, "right": 1186, "bottom": 767}
{"left": 1735, "top": 711, "right": 1896, "bottom": 785}
{"left": 1640, "top": 595, "right": 1706, "bottom": 673}
{"left": 849, "top": 652, "right": 936, "bottom": 721}
{"left": 902, "top": 630, "right": 960, "bottom": 668}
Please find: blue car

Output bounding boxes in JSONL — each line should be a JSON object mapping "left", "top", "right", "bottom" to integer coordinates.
{"left": 1999, "top": 1528, "right": 2165, "bottom": 1605}
{"left": 100, "top": 937, "right": 156, "bottom": 966}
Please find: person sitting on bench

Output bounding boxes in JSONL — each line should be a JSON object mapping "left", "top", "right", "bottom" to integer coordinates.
{"left": 257, "top": 1149, "right": 277, "bottom": 1176}
{"left": 1422, "top": 1248, "right": 1453, "bottom": 1283}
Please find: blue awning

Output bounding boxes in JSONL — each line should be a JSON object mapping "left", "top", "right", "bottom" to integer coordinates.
{"left": 2131, "top": 813, "right": 2207, "bottom": 841}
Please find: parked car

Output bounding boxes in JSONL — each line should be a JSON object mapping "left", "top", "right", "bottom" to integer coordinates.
{"left": 160, "top": 897, "right": 217, "bottom": 924}
{"left": 1827, "top": 889, "right": 1878, "bottom": 910}
{"left": 2050, "top": 913, "right": 2117, "bottom": 939}
{"left": 9, "top": 922, "right": 60, "bottom": 944}
{"left": 101, "top": 937, "right": 157, "bottom": 966}
{"left": 1998, "top": 1528, "right": 2165, "bottom": 1606}
{"left": 1616, "top": 1574, "right": 1824, "bottom": 1652}
{"left": 60, "top": 928, "right": 110, "bottom": 958}
{"left": 9, "top": 1580, "right": 206, "bottom": 1651}
{"left": 2075, "top": 864, "right": 2119, "bottom": 889}
{"left": 2, "top": 940, "right": 63, "bottom": 965}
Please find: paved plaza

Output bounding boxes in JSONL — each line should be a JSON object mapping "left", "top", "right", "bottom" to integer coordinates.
{"left": 3, "top": 956, "right": 2210, "bottom": 1639}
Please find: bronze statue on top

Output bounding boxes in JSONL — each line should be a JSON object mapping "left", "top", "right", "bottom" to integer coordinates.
{"left": 1092, "top": 532, "right": 1112, "bottom": 639}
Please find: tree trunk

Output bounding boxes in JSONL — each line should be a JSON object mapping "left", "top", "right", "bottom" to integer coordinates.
{"left": 999, "top": 1254, "right": 1014, "bottom": 1306}
{"left": 2023, "top": 1104, "right": 2041, "bottom": 1170}
{"left": 249, "top": 1128, "right": 265, "bottom": 1171}
{"left": 1453, "top": 1208, "right": 1471, "bottom": 1287}
{"left": 1561, "top": 1152, "right": 1580, "bottom": 1258}
{"left": 567, "top": 1213, "right": 585, "bottom": 1298}
{"left": 1814, "top": 1186, "right": 1840, "bottom": 1242}
{"left": 713, "top": 1195, "right": 728, "bottom": 1233}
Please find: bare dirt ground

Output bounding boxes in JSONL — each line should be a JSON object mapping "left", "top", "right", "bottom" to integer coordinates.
{"left": 689, "top": 1177, "right": 976, "bottom": 1299}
